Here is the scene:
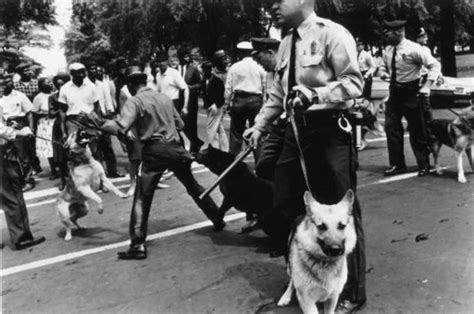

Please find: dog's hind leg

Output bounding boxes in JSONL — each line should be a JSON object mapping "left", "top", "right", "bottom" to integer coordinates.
{"left": 432, "top": 143, "right": 443, "bottom": 175}
{"left": 57, "top": 200, "right": 75, "bottom": 241}
{"left": 277, "top": 278, "right": 295, "bottom": 307}
{"left": 77, "top": 185, "right": 105, "bottom": 214}
{"left": 295, "top": 289, "right": 319, "bottom": 314}
{"left": 466, "top": 144, "right": 473, "bottom": 171}
{"left": 70, "top": 202, "right": 89, "bottom": 230}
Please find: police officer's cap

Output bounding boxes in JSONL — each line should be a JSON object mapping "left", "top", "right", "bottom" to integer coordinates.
{"left": 125, "top": 65, "right": 147, "bottom": 82}
{"left": 417, "top": 27, "right": 427, "bottom": 38}
{"left": 383, "top": 20, "right": 407, "bottom": 30}
{"left": 251, "top": 37, "right": 280, "bottom": 52}
{"left": 236, "top": 41, "right": 253, "bottom": 50}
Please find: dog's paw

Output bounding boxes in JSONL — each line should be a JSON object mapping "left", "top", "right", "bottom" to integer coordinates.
{"left": 97, "top": 207, "right": 104, "bottom": 214}
{"left": 65, "top": 232, "right": 72, "bottom": 241}
{"left": 458, "top": 175, "right": 467, "bottom": 183}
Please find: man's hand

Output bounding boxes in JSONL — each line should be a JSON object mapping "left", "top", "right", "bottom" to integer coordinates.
{"left": 16, "top": 127, "right": 33, "bottom": 137}
{"left": 126, "top": 130, "right": 136, "bottom": 141}
{"left": 181, "top": 107, "right": 189, "bottom": 117}
{"left": 243, "top": 126, "right": 263, "bottom": 149}
{"left": 379, "top": 72, "right": 389, "bottom": 81}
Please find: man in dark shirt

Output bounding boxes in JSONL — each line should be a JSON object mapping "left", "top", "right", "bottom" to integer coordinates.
{"left": 90, "top": 65, "right": 225, "bottom": 260}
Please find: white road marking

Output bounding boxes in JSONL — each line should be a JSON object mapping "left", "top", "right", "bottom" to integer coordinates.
{"left": 0, "top": 212, "right": 246, "bottom": 278}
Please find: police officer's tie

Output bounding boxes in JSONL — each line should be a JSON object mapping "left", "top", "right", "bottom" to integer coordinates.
{"left": 288, "top": 28, "right": 298, "bottom": 93}
{"left": 390, "top": 46, "right": 397, "bottom": 83}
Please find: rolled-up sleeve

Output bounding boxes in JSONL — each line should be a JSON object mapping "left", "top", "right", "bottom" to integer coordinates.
{"left": 254, "top": 75, "right": 285, "bottom": 132}
{"left": 314, "top": 29, "right": 363, "bottom": 103}
{"left": 416, "top": 48, "right": 441, "bottom": 82}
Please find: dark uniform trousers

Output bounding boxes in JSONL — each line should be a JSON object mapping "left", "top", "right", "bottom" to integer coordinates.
{"left": 0, "top": 146, "right": 35, "bottom": 245}
{"left": 129, "top": 140, "right": 221, "bottom": 246}
{"left": 6, "top": 117, "right": 35, "bottom": 185}
{"left": 385, "top": 83, "right": 430, "bottom": 170}
{"left": 181, "top": 90, "right": 203, "bottom": 153}
{"left": 229, "top": 93, "right": 263, "bottom": 156}
{"left": 255, "top": 119, "right": 287, "bottom": 181}
{"left": 261, "top": 111, "right": 366, "bottom": 304}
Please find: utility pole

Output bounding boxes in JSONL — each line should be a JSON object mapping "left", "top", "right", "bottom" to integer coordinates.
{"left": 438, "top": 0, "right": 457, "bottom": 76}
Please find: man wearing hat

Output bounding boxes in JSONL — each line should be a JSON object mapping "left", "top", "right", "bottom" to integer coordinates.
{"left": 58, "top": 62, "right": 101, "bottom": 135}
{"left": 86, "top": 65, "right": 225, "bottom": 260}
{"left": 378, "top": 20, "right": 441, "bottom": 177}
{"left": 224, "top": 41, "right": 266, "bottom": 156}
{"left": 250, "top": 37, "right": 285, "bottom": 182}
{"left": 0, "top": 73, "right": 37, "bottom": 191}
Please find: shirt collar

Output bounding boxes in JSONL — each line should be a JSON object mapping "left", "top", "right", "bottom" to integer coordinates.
{"left": 136, "top": 86, "right": 151, "bottom": 95}
{"left": 296, "top": 12, "right": 318, "bottom": 38}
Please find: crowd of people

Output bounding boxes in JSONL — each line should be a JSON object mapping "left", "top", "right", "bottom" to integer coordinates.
{"left": 1, "top": 0, "right": 446, "bottom": 312}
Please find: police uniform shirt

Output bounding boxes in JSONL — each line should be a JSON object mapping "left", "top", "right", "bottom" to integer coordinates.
{"left": 380, "top": 39, "right": 441, "bottom": 83}
{"left": 358, "top": 50, "right": 374, "bottom": 73}
{"left": 254, "top": 12, "right": 363, "bottom": 131}
{"left": 224, "top": 57, "right": 266, "bottom": 103}
{"left": 101, "top": 87, "right": 184, "bottom": 143}
{"left": 58, "top": 79, "right": 99, "bottom": 116}
{"left": 0, "top": 90, "right": 33, "bottom": 119}
{"left": 155, "top": 67, "right": 188, "bottom": 101}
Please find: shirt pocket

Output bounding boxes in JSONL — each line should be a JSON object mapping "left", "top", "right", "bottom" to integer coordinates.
{"left": 300, "top": 53, "right": 323, "bottom": 67}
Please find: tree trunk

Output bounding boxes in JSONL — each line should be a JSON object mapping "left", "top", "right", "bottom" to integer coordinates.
{"left": 438, "top": 0, "right": 457, "bottom": 77}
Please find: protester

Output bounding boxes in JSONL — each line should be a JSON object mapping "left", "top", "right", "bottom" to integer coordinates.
{"left": 224, "top": 41, "right": 266, "bottom": 156}
{"left": 49, "top": 73, "right": 70, "bottom": 190}
{"left": 0, "top": 74, "right": 36, "bottom": 192}
{"left": 201, "top": 60, "right": 228, "bottom": 151}
{"left": 83, "top": 65, "right": 225, "bottom": 259}
{"left": 244, "top": 0, "right": 366, "bottom": 312}
{"left": 32, "top": 78, "right": 56, "bottom": 179}
{"left": 378, "top": 20, "right": 441, "bottom": 177}
{"left": 177, "top": 47, "right": 204, "bottom": 154}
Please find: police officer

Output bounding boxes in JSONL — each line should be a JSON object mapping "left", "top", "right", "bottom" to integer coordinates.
{"left": 1, "top": 101, "right": 45, "bottom": 250}
{"left": 245, "top": 0, "right": 366, "bottom": 312}
{"left": 87, "top": 65, "right": 225, "bottom": 260}
{"left": 251, "top": 37, "right": 285, "bottom": 181}
{"left": 378, "top": 20, "right": 441, "bottom": 177}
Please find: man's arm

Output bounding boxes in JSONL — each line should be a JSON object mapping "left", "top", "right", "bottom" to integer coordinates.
{"left": 416, "top": 46, "right": 441, "bottom": 93}
{"left": 313, "top": 28, "right": 363, "bottom": 104}
{"left": 377, "top": 48, "right": 390, "bottom": 80}
{"left": 224, "top": 67, "right": 233, "bottom": 106}
{"left": 101, "top": 97, "right": 138, "bottom": 136}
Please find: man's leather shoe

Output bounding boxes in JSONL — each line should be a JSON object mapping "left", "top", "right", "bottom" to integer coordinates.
{"left": 336, "top": 299, "right": 366, "bottom": 313}
{"left": 15, "top": 236, "right": 46, "bottom": 250}
{"left": 22, "top": 182, "right": 35, "bottom": 192}
{"left": 384, "top": 165, "right": 407, "bottom": 176}
{"left": 117, "top": 244, "right": 147, "bottom": 260}
{"left": 241, "top": 219, "right": 260, "bottom": 233}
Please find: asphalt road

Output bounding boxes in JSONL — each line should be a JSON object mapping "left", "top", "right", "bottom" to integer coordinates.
{"left": 1, "top": 109, "right": 473, "bottom": 313}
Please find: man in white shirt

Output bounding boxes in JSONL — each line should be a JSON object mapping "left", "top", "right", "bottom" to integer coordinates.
{"left": 225, "top": 41, "right": 266, "bottom": 155}
{"left": 0, "top": 74, "right": 36, "bottom": 191}
{"left": 155, "top": 52, "right": 189, "bottom": 116}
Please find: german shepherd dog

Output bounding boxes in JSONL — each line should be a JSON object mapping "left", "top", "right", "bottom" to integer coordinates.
{"left": 196, "top": 145, "right": 273, "bottom": 230}
{"left": 57, "top": 130, "right": 128, "bottom": 240}
{"left": 277, "top": 190, "right": 357, "bottom": 314}
{"left": 430, "top": 113, "right": 474, "bottom": 183}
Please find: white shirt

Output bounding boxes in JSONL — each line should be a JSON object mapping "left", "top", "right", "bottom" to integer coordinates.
{"left": 224, "top": 57, "right": 266, "bottom": 103}
{"left": 92, "top": 79, "right": 115, "bottom": 114}
{"left": 58, "top": 79, "right": 99, "bottom": 115}
{"left": 32, "top": 92, "right": 51, "bottom": 113}
{"left": 358, "top": 50, "right": 374, "bottom": 73}
{"left": 155, "top": 67, "right": 187, "bottom": 100}
{"left": 0, "top": 90, "right": 33, "bottom": 119}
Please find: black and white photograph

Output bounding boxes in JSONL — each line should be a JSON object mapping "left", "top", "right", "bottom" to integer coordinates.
{"left": 1, "top": 0, "right": 473, "bottom": 313}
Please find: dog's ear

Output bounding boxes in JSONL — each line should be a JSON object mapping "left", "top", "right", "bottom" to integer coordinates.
{"left": 303, "top": 191, "right": 319, "bottom": 213}
{"left": 339, "top": 189, "right": 355, "bottom": 215}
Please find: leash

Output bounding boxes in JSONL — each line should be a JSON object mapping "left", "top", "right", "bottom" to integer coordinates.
{"left": 448, "top": 108, "right": 472, "bottom": 128}
{"left": 34, "top": 135, "right": 64, "bottom": 146}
